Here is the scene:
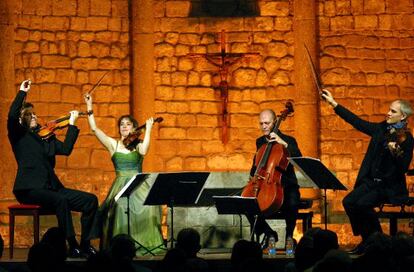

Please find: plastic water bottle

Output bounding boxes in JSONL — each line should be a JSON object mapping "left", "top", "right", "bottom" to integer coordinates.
{"left": 286, "top": 236, "right": 294, "bottom": 257}
{"left": 268, "top": 235, "right": 277, "bottom": 257}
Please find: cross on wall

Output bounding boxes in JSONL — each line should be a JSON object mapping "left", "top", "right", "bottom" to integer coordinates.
{"left": 188, "top": 30, "right": 259, "bottom": 144}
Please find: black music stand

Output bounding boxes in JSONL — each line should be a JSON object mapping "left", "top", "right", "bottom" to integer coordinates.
{"left": 144, "top": 172, "right": 210, "bottom": 249}
{"left": 288, "top": 157, "right": 347, "bottom": 230}
{"left": 114, "top": 173, "right": 154, "bottom": 256}
{"left": 213, "top": 196, "right": 261, "bottom": 241}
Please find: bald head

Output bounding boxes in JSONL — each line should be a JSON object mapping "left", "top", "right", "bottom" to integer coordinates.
{"left": 259, "top": 109, "right": 276, "bottom": 136}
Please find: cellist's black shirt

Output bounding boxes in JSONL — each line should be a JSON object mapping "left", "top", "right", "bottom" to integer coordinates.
{"left": 249, "top": 132, "right": 302, "bottom": 188}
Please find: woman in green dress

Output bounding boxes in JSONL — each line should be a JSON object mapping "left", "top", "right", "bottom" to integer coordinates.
{"left": 84, "top": 94, "right": 164, "bottom": 254}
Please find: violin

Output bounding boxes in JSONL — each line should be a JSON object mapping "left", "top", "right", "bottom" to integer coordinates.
{"left": 34, "top": 112, "right": 87, "bottom": 139}
{"left": 241, "top": 102, "right": 294, "bottom": 216}
{"left": 123, "top": 117, "right": 163, "bottom": 151}
{"left": 385, "top": 126, "right": 410, "bottom": 157}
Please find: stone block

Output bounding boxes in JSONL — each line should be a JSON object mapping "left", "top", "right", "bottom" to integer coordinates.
{"left": 166, "top": 1, "right": 191, "bottom": 17}
{"left": 90, "top": 0, "right": 111, "bottom": 16}
{"left": 232, "top": 68, "right": 257, "bottom": 87}
{"left": 67, "top": 148, "right": 91, "bottom": 168}
{"left": 42, "top": 16, "right": 69, "bottom": 30}
{"left": 62, "top": 85, "right": 82, "bottom": 104}
{"left": 270, "top": 70, "right": 291, "bottom": 86}
{"left": 52, "top": 0, "right": 77, "bottom": 16}
{"left": 159, "top": 127, "right": 187, "bottom": 139}
{"left": 155, "top": 43, "right": 175, "bottom": 57}
{"left": 183, "top": 157, "right": 206, "bottom": 170}
{"left": 86, "top": 17, "right": 108, "bottom": 31}
{"left": 244, "top": 17, "right": 274, "bottom": 31}
{"left": 166, "top": 156, "right": 183, "bottom": 171}
{"left": 355, "top": 15, "right": 378, "bottom": 29}
{"left": 42, "top": 55, "right": 71, "bottom": 68}
{"left": 274, "top": 17, "right": 292, "bottom": 31}
{"left": 70, "top": 17, "right": 86, "bottom": 30}
{"left": 259, "top": 1, "right": 290, "bottom": 17}
{"left": 99, "top": 58, "right": 122, "bottom": 70}
{"left": 16, "top": 29, "right": 29, "bottom": 41}
{"left": 72, "top": 58, "right": 99, "bottom": 70}
{"left": 186, "top": 127, "right": 214, "bottom": 140}
{"left": 330, "top": 16, "right": 354, "bottom": 30}
{"left": 196, "top": 114, "right": 218, "bottom": 127}
{"left": 90, "top": 148, "right": 113, "bottom": 169}
{"left": 267, "top": 42, "right": 289, "bottom": 58}
{"left": 364, "top": 0, "right": 385, "bottom": 14}
{"left": 55, "top": 69, "right": 76, "bottom": 84}
{"left": 112, "top": 0, "right": 129, "bottom": 17}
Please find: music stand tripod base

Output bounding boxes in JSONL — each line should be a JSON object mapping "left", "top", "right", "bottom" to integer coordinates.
{"left": 115, "top": 174, "right": 155, "bottom": 256}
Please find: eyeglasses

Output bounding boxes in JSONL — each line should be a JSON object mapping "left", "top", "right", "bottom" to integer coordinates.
{"left": 259, "top": 122, "right": 272, "bottom": 125}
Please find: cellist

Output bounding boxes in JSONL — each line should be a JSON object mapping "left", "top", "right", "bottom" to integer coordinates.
{"left": 246, "top": 109, "right": 302, "bottom": 249}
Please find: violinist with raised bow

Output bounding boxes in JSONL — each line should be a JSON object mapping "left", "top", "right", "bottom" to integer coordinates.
{"left": 322, "top": 89, "right": 413, "bottom": 255}
{"left": 246, "top": 109, "right": 302, "bottom": 250}
{"left": 84, "top": 93, "right": 164, "bottom": 253}
{"left": 7, "top": 80, "right": 99, "bottom": 258}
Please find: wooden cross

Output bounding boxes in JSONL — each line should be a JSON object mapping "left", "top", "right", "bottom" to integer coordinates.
{"left": 188, "top": 30, "right": 259, "bottom": 144}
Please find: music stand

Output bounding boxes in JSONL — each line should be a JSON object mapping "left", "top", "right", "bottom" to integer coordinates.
{"left": 213, "top": 196, "right": 261, "bottom": 241}
{"left": 288, "top": 157, "right": 347, "bottom": 230}
{"left": 144, "top": 172, "right": 210, "bottom": 249}
{"left": 114, "top": 173, "right": 154, "bottom": 256}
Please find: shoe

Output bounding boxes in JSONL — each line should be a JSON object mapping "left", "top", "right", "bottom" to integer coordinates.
{"left": 82, "top": 245, "right": 98, "bottom": 258}
{"left": 68, "top": 247, "right": 83, "bottom": 258}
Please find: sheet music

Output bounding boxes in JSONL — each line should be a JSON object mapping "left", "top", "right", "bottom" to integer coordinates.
{"left": 114, "top": 174, "right": 138, "bottom": 202}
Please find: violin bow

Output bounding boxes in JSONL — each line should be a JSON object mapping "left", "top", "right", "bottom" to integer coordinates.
{"left": 86, "top": 71, "right": 110, "bottom": 95}
{"left": 304, "top": 44, "right": 325, "bottom": 95}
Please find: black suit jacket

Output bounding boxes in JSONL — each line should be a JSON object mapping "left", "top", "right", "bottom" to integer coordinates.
{"left": 335, "top": 104, "right": 413, "bottom": 198}
{"left": 7, "top": 91, "right": 79, "bottom": 192}
{"left": 250, "top": 131, "right": 302, "bottom": 188}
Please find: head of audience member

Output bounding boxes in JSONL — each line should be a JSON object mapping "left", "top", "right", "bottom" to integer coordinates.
{"left": 176, "top": 228, "right": 202, "bottom": 258}
{"left": 27, "top": 242, "right": 59, "bottom": 272}
{"left": 353, "top": 232, "right": 393, "bottom": 272}
{"left": 183, "top": 257, "right": 209, "bottom": 272}
{"left": 312, "top": 249, "right": 352, "bottom": 272}
{"left": 159, "top": 247, "right": 187, "bottom": 272}
{"left": 109, "top": 234, "right": 137, "bottom": 263}
{"left": 294, "top": 227, "right": 322, "bottom": 271}
{"left": 230, "top": 239, "right": 262, "bottom": 272}
{"left": 41, "top": 227, "right": 67, "bottom": 262}
{"left": 391, "top": 231, "right": 414, "bottom": 261}
{"left": 312, "top": 229, "right": 339, "bottom": 261}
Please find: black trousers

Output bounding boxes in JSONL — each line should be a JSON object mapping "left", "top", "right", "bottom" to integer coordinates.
{"left": 247, "top": 184, "right": 300, "bottom": 239}
{"left": 15, "top": 187, "right": 98, "bottom": 242}
{"left": 342, "top": 180, "right": 387, "bottom": 240}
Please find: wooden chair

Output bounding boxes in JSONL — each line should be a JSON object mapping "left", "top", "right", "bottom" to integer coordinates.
{"left": 8, "top": 204, "right": 54, "bottom": 259}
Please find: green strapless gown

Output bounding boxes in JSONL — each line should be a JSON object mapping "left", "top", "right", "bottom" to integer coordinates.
{"left": 100, "top": 151, "right": 164, "bottom": 254}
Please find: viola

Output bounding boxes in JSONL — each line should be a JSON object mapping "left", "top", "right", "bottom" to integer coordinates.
{"left": 123, "top": 117, "right": 163, "bottom": 151}
{"left": 34, "top": 112, "right": 87, "bottom": 139}
{"left": 241, "top": 102, "right": 294, "bottom": 216}
{"left": 385, "top": 126, "right": 410, "bottom": 157}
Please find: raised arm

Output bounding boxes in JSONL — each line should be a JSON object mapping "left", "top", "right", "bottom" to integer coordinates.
{"left": 137, "top": 117, "right": 154, "bottom": 155}
{"left": 7, "top": 80, "right": 31, "bottom": 143}
{"left": 84, "top": 94, "right": 117, "bottom": 154}
{"left": 321, "top": 89, "right": 378, "bottom": 136}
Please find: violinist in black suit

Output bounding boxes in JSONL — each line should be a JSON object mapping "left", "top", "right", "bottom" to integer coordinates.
{"left": 7, "top": 80, "right": 98, "bottom": 258}
{"left": 246, "top": 109, "right": 302, "bottom": 249}
{"left": 322, "top": 89, "right": 413, "bottom": 254}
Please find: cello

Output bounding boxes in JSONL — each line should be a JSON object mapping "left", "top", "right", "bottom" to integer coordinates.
{"left": 241, "top": 102, "right": 294, "bottom": 216}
